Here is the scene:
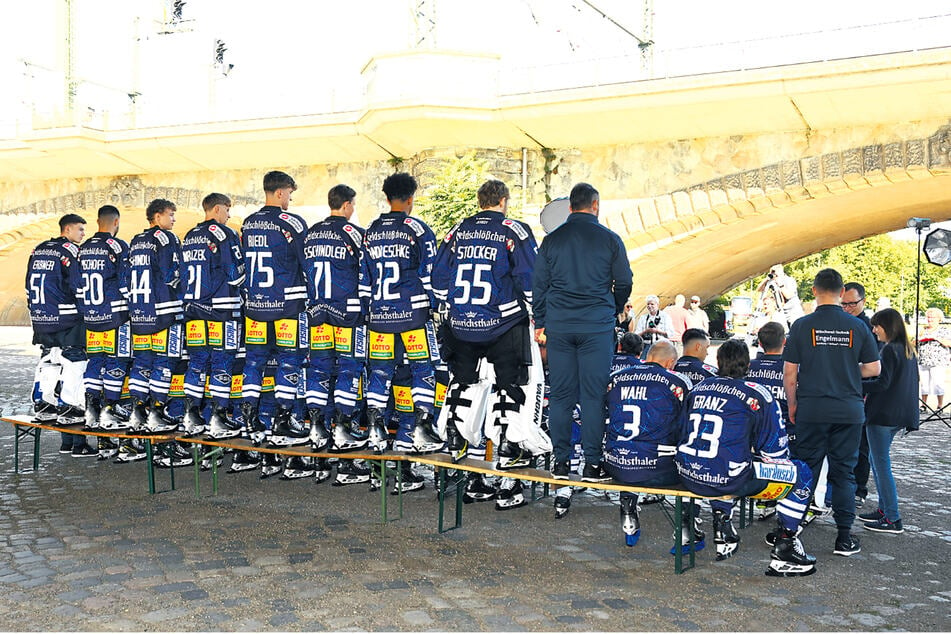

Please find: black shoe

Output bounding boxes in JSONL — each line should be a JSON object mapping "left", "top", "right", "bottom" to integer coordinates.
{"left": 859, "top": 508, "right": 885, "bottom": 522}
{"left": 863, "top": 517, "right": 904, "bottom": 534}
{"left": 833, "top": 534, "right": 861, "bottom": 556}
{"left": 71, "top": 444, "right": 97, "bottom": 457}
{"left": 59, "top": 443, "right": 73, "bottom": 454}
{"left": 581, "top": 463, "right": 612, "bottom": 483}
{"left": 551, "top": 460, "right": 570, "bottom": 480}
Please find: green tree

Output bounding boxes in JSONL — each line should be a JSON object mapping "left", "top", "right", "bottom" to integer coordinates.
{"left": 414, "top": 153, "right": 489, "bottom": 239}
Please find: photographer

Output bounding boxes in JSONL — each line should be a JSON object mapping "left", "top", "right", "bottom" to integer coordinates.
{"left": 756, "top": 264, "right": 804, "bottom": 328}
{"left": 634, "top": 294, "right": 673, "bottom": 357}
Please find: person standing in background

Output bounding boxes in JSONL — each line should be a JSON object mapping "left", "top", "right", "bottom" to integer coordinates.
{"left": 663, "top": 294, "right": 690, "bottom": 356}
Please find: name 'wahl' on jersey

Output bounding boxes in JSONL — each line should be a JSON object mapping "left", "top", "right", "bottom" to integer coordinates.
{"left": 432, "top": 211, "right": 537, "bottom": 342}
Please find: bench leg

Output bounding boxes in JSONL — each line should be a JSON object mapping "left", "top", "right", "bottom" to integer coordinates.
{"left": 437, "top": 466, "right": 464, "bottom": 533}
{"left": 145, "top": 440, "right": 155, "bottom": 494}
{"left": 32, "top": 426, "right": 41, "bottom": 471}
{"left": 191, "top": 444, "right": 201, "bottom": 497}
{"left": 665, "top": 497, "right": 697, "bottom": 574}
{"left": 378, "top": 460, "right": 402, "bottom": 524}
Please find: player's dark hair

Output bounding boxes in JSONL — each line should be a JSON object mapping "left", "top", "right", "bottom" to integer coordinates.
{"left": 844, "top": 281, "right": 865, "bottom": 299}
{"left": 97, "top": 205, "right": 120, "bottom": 221}
{"left": 756, "top": 321, "right": 786, "bottom": 353}
{"left": 202, "top": 192, "right": 231, "bottom": 211}
{"left": 263, "top": 170, "right": 297, "bottom": 193}
{"left": 59, "top": 213, "right": 86, "bottom": 231}
{"left": 813, "top": 268, "right": 843, "bottom": 293}
{"left": 682, "top": 328, "right": 709, "bottom": 348}
{"left": 871, "top": 308, "right": 915, "bottom": 360}
{"left": 328, "top": 184, "right": 356, "bottom": 210}
{"left": 569, "top": 182, "right": 599, "bottom": 211}
{"left": 146, "top": 199, "right": 176, "bottom": 223}
{"left": 477, "top": 179, "right": 509, "bottom": 209}
{"left": 618, "top": 332, "right": 644, "bottom": 357}
{"left": 382, "top": 172, "right": 417, "bottom": 202}
{"left": 717, "top": 338, "right": 750, "bottom": 379}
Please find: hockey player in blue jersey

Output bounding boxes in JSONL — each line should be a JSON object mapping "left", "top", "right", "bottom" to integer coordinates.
{"left": 605, "top": 340, "right": 694, "bottom": 547}
{"left": 181, "top": 193, "right": 245, "bottom": 439}
{"left": 432, "top": 179, "right": 540, "bottom": 469}
{"left": 303, "top": 184, "right": 367, "bottom": 453}
{"left": 672, "top": 328, "right": 717, "bottom": 385}
{"left": 241, "top": 171, "right": 310, "bottom": 448}
{"left": 611, "top": 332, "right": 644, "bottom": 373}
{"left": 359, "top": 172, "right": 443, "bottom": 454}
{"left": 127, "top": 199, "right": 185, "bottom": 434}
{"left": 676, "top": 338, "right": 817, "bottom": 576}
{"left": 27, "top": 213, "right": 96, "bottom": 456}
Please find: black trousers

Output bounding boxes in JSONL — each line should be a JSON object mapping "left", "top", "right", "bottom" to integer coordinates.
{"left": 792, "top": 422, "right": 863, "bottom": 531}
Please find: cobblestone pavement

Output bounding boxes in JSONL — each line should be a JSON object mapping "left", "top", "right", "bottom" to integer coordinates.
{"left": 0, "top": 327, "right": 949, "bottom": 631}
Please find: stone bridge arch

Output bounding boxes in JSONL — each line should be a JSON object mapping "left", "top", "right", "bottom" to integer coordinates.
{"left": 604, "top": 124, "right": 951, "bottom": 306}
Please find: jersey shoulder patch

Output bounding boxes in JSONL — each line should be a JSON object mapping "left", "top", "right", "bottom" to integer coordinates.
{"left": 702, "top": 363, "right": 718, "bottom": 373}
{"left": 278, "top": 212, "right": 305, "bottom": 234}
{"left": 502, "top": 218, "right": 529, "bottom": 241}
{"left": 208, "top": 224, "right": 227, "bottom": 242}
{"left": 152, "top": 229, "right": 169, "bottom": 246}
{"left": 403, "top": 217, "right": 426, "bottom": 237}
{"left": 105, "top": 238, "right": 123, "bottom": 254}
{"left": 62, "top": 242, "right": 80, "bottom": 257}
{"left": 744, "top": 381, "right": 774, "bottom": 403}
{"left": 444, "top": 220, "right": 463, "bottom": 243}
{"left": 342, "top": 223, "right": 363, "bottom": 248}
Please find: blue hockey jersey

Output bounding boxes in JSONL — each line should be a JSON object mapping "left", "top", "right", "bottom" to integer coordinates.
{"left": 604, "top": 362, "right": 691, "bottom": 483}
{"left": 77, "top": 232, "right": 130, "bottom": 331}
{"left": 359, "top": 212, "right": 437, "bottom": 333}
{"left": 673, "top": 356, "right": 717, "bottom": 385}
{"left": 303, "top": 215, "right": 364, "bottom": 327}
{"left": 128, "top": 227, "right": 184, "bottom": 335}
{"left": 432, "top": 211, "right": 537, "bottom": 342}
{"left": 746, "top": 353, "right": 789, "bottom": 422}
{"left": 241, "top": 206, "right": 308, "bottom": 322}
{"left": 675, "top": 377, "right": 788, "bottom": 496}
{"left": 26, "top": 236, "right": 83, "bottom": 333}
{"left": 611, "top": 353, "right": 641, "bottom": 374}
{"left": 182, "top": 220, "right": 245, "bottom": 321}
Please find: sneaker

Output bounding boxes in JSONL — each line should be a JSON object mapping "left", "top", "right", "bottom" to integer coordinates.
{"left": 859, "top": 508, "right": 885, "bottom": 522}
{"left": 767, "top": 530, "right": 817, "bottom": 577}
{"left": 496, "top": 440, "right": 533, "bottom": 470}
{"left": 551, "top": 460, "right": 570, "bottom": 480}
{"left": 495, "top": 478, "right": 526, "bottom": 510}
{"left": 553, "top": 488, "right": 573, "bottom": 519}
{"left": 713, "top": 509, "right": 739, "bottom": 560}
{"left": 581, "top": 463, "right": 612, "bottom": 483}
{"left": 463, "top": 474, "right": 496, "bottom": 504}
{"left": 58, "top": 443, "right": 73, "bottom": 454}
{"left": 71, "top": 444, "right": 97, "bottom": 458}
{"left": 620, "top": 496, "right": 641, "bottom": 546}
{"left": 833, "top": 534, "right": 861, "bottom": 556}
{"left": 863, "top": 517, "right": 904, "bottom": 534}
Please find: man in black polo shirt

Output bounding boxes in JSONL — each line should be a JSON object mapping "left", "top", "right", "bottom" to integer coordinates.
{"left": 783, "top": 268, "right": 880, "bottom": 557}
{"left": 533, "top": 182, "right": 633, "bottom": 483}
{"left": 842, "top": 281, "right": 875, "bottom": 507}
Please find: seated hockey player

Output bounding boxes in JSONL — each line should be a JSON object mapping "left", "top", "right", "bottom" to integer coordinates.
{"left": 672, "top": 328, "right": 717, "bottom": 385}
{"left": 676, "top": 338, "right": 817, "bottom": 576}
{"left": 611, "top": 332, "right": 644, "bottom": 373}
{"left": 604, "top": 340, "right": 692, "bottom": 547}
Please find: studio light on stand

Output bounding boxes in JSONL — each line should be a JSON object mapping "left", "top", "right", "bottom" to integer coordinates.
{"left": 907, "top": 217, "right": 932, "bottom": 347}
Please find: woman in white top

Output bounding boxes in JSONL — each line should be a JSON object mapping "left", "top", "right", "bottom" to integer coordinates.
{"left": 917, "top": 307, "right": 951, "bottom": 410}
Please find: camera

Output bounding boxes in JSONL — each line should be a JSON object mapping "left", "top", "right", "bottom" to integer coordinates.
{"left": 767, "top": 272, "right": 775, "bottom": 279}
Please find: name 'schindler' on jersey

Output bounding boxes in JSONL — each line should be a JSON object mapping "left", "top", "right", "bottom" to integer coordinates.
{"left": 241, "top": 206, "right": 308, "bottom": 322}
{"left": 673, "top": 356, "right": 717, "bottom": 385}
{"left": 26, "top": 236, "right": 83, "bottom": 333}
{"left": 128, "top": 227, "right": 184, "bottom": 335}
{"left": 432, "top": 210, "right": 537, "bottom": 342}
{"left": 359, "top": 212, "right": 437, "bottom": 333}
{"left": 604, "top": 362, "right": 691, "bottom": 482}
{"left": 77, "top": 232, "right": 130, "bottom": 331}
{"left": 675, "top": 377, "right": 788, "bottom": 496}
{"left": 181, "top": 220, "right": 245, "bottom": 321}
{"left": 746, "top": 354, "right": 789, "bottom": 422}
{"left": 303, "top": 216, "right": 364, "bottom": 327}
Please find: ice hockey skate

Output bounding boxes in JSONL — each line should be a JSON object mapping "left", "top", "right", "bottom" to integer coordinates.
{"left": 199, "top": 447, "right": 223, "bottom": 471}
{"left": 207, "top": 405, "right": 242, "bottom": 440}
{"left": 57, "top": 404, "right": 85, "bottom": 426}
{"left": 96, "top": 437, "right": 119, "bottom": 461}
{"left": 115, "top": 438, "right": 147, "bottom": 463}
{"left": 98, "top": 403, "right": 131, "bottom": 431}
{"left": 281, "top": 456, "right": 316, "bottom": 480}
{"left": 83, "top": 393, "right": 102, "bottom": 430}
{"left": 145, "top": 405, "right": 180, "bottom": 434}
{"left": 333, "top": 459, "right": 371, "bottom": 486}
{"left": 330, "top": 412, "right": 368, "bottom": 452}
{"left": 181, "top": 400, "right": 206, "bottom": 436}
{"left": 671, "top": 505, "right": 706, "bottom": 555}
{"left": 713, "top": 508, "right": 740, "bottom": 560}
{"left": 260, "top": 452, "right": 282, "bottom": 479}
{"left": 766, "top": 530, "right": 817, "bottom": 577}
{"left": 32, "top": 400, "right": 59, "bottom": 423}
{"left": 463, "top": 473, "right": 496, "bottom": 504}
{"left": 620, "top": 496, "right": 641, "bottom": 546}
{"left": 314, "top": 457, "right": 332, "bottom": 483}
{"left": 130, "top": 401, "right": 150, "bottom": 432}
{"left": 154, "top": 442, "right": 193, "bottom": 468}
{"left": 755, "top": 499, "right": 778, "bottom": 521}
{"left": 443, "top": 417, "right": 467, "bottom": 463}
{"left": 392, "top": 462, "right": 425, "bottom": 494}
{"left": 495, "top": 478, "right": 526, "bottom": 510}
{"left": 228, "top": 450, "right": 261, "bottom": 473}
{"left": 410, "top": 410, "right": 444, "bottom": 454}
{"left": 553, "top": 486, "right": 573, "bottom": 518}
{"left": 365, "top": 408, "right": 389, "bottom": 454}
{"left": 307, "top": 409, "right": 331, "bottom": 452}
{"left": 495, "top": 434, "right": 533, "bottom": 471}
{"left": 269, "top": 406, "right": 309, "bottom": 447}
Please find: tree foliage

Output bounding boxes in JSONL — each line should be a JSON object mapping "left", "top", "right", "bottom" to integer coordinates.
{"left": 414, "top": 153, "right": 490, "bottom": 239}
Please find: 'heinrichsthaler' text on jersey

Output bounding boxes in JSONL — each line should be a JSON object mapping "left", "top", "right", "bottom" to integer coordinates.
{"left": 432, "top": 210, "right": 537, "bottom": 342}
{"left": 303, "top": 216, "right": 364, "bottom": 327}
{"left": 77, "top": 232, "right": 129, "bottom": 331}
{"left": 26, "top": 236, "right": 83, "bottom": 333}
{"left": 128, "top": 227, "right": 183, "bottom": 335}
{"left": 604, "top": 362, "right": 691, "bottom": 483}
{"left": 746, "top": 353, "right": 789, "bottom": 422}
{"left": 241, "top": 206, "right": 307, "bottom": 322}
{"left": 359, "top": 212, "right": 437, "bottom": 333}
{"left": 673, "top": 356, "right": 718, "bottom": 385}
{"left": 181, "top": 220, "right": 245, "bottom": 321}
{"left": 675, "top": 377, "right": 788, "bottom": 497}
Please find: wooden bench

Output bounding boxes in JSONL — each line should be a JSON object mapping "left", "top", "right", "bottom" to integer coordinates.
{"left": 2, "top": 414, "right": 178, "bottom": 494}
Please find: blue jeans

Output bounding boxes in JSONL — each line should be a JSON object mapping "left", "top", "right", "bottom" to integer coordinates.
{"left": 865, "top": 424, "right": 902, "bottom": 522}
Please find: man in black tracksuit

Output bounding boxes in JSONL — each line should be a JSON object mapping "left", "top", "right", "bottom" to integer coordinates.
{"left": 533, "top": 183, "right": 633, "bottom": 483}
